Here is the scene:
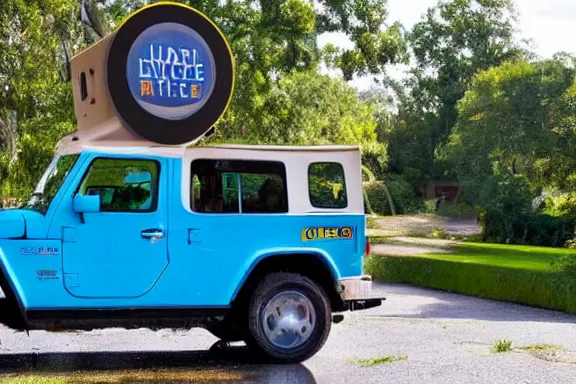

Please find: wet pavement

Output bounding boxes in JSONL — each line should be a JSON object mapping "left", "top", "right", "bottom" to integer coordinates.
{"left": 1, "top": 283, "right": 576, "bottom": 383}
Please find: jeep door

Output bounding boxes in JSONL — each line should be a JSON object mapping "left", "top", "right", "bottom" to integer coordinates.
{"left": 60, "top": 156, "right": 169, "bottom": 298}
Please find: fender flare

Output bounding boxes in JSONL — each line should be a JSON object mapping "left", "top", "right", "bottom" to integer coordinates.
{"left": 229, "top": 248, "right": 341, "bottom": 304}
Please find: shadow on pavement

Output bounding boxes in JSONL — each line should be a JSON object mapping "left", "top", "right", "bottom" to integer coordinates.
{"left": 0, "top": 343, "right": 317, "bottom": 383}
{"left": 377, "top": 283, "right": 576, "bottom": 324}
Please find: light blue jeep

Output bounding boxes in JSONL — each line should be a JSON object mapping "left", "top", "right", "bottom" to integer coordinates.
{"left": 0, "top": 2, "right": 384, "bottom": 363}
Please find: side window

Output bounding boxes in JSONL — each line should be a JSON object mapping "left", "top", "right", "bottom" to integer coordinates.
{"left": 190, "top": 159, "right": 288, "bottom": 214}
{"left": 308, "top": 162, "right": 347, "bottom": 209}
{"left": 79, "top": 158, "right": 159, "bottom": 212}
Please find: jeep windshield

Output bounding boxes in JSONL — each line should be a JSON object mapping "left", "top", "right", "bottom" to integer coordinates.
{"left": 22, "top": 153, "right": 80, "bottom": 214}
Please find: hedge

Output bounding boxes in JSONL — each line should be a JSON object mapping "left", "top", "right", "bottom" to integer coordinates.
{"left": 364, "top": 255, "right": 576, "bottom": 314}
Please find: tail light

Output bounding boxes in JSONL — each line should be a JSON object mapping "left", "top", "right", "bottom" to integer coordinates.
{"left": 365, "top": 237, "right": 371, "bottom": 256}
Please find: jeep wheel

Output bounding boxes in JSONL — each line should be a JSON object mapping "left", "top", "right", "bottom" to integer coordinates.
{"left": 245, "top": 272, "right": 331, "bottom": 364}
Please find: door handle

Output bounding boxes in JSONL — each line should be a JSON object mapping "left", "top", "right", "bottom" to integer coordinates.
{"left": 141, "top": 229, "right": 163, "bottom": 240}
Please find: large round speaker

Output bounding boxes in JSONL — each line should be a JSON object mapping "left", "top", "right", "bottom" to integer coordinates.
{"left": 106, "top": 2, "right": 235, "bottom": 145}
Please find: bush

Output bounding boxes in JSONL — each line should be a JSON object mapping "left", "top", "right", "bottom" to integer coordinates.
{"left": 436, "top": 201, "right": 478, "bottom": 218}
{"left": 550, "top": 253, "right": 576, "bottom": 275}
{"left": 365, "top": 255, "right": 576, "bottom": 314}
{"left": 481, "top": 210, "right": 576, "bottom": 248}
{"left": 474, "top": 172, "right": 576, "bottom": 247}
{"left": 542, "top": 192, "right": 576, "bottom": 248}
{"left": 363, "top": 181, "right": 394, "bottom": 215}
{"left": 363, "top": 177, "right": 426, "bottom": 216}
{"left": 385, "top": 177, "right": 426, "bottom": 214}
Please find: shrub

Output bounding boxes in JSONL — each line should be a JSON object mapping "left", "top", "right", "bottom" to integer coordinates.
{"left": 385, "top": 177, "right": 426, "bottom": 214}
{"left": 481, "top": 210, "right": 575, "bottom": 248}
{"left": 363, "top": 181, "right": 394, "bottom": 215}
{"left": 550, "top": 253, "right": 576, "bottom": 275}
{"left": 436, "top": 201, "right": 477, "bottom": 218}
{"left": 492, "top": 340, "right": 513, "bottom": 353}
{"left": 475, "top": 173, "right": 576, "bottom": 247}
{"left": 364, "top": 255, "right": 576, "bottom": 314}
{"left": 542, "top": 192, "right": 576, "bottom": 248}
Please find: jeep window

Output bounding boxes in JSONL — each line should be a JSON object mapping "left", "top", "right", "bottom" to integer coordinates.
{"left": 308, "top": 162, "right": 348, "bottom": 209}
{"left": 23, "top": 154, "right": 80, "bottom": 214}
{"left": 190, "top": 159, "right": 288, "bottom": 214}
{"left": 78, "top": 158, "right": 159, "bottom": 212}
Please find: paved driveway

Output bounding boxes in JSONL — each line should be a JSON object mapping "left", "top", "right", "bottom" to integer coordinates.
{"left": 1, "top": 283, "right": 576, "bottom": 383}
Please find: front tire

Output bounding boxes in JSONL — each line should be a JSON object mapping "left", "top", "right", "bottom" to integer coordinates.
{"left": 245, "top": 272, "right": 331, "bottom": 364}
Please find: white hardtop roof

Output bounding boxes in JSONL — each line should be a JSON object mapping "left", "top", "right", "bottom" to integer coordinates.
{"left": 210, "top": 144, "right": 360, "bottom": 152}
{"left": 56, "top": 129, "right": 360, "bottom": 158}
{"left": 58, "top": 144, "right": 360, "bottom": 158}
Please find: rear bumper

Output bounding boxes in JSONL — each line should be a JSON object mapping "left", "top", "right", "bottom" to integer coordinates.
{"left": 337, "top": 275, "right": 385, "bottom": 311}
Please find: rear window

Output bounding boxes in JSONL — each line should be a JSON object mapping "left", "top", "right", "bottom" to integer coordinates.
{"left": 308, "top": 162, "right": 347, "bottom": 209}
{"left": 190, "top": 159, "right": 288, "bottom": 214}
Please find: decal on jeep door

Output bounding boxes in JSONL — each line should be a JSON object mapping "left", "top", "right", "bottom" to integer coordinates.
{"left": 21, "top": 247, "right": 59, "bottom": 256}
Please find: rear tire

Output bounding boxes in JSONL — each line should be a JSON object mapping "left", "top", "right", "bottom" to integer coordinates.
{"left": 245, "top": 272, "right": 331, "bottom": 364}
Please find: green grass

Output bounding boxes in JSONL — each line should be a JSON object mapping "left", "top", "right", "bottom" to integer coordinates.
{"left": 348, "top": 355, "right": 408, "bottom": 367}
{"left": 519, "top": 344, "right": 563, "bottom": 352}
{"left": 365, "top": 242, "right": 576, "bottom": 314}
{"left": 415, "top": 242, "right": 572, "bottom": 271}
{"left": 492, "top": 339, "right": 513, "bottom": 353}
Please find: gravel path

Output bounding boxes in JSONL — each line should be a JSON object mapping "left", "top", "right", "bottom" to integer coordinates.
{"left": 2, "top": 283, "right": 576, "bottom": 383}
{"left": 370, "top": 244, "right": 449, "bottom": 256}
{"left": 370, "top": 214, "right": 481, "bottom": 238}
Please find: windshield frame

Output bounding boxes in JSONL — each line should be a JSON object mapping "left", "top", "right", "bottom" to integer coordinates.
{"left": 22, "top": 153, "right": 81, "bottom": 215}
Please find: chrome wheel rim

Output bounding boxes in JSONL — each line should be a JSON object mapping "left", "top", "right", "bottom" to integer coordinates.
{"left": 261, "top": 290, "right": 317, "bottom": 350}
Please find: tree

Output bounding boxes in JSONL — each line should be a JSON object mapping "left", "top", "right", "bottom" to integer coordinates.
{"left": 390, "top": 0, "right": 528, "bottom": 180}
{"left": 0, "top": 0, "right": 86, "bottom": 200}
{"left": 441, "top": 58, "right": 576, "bottom": 204}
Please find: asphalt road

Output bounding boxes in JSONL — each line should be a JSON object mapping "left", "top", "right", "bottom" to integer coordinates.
{"left": 1, "top": 283, "right": 576, "bottom": 383}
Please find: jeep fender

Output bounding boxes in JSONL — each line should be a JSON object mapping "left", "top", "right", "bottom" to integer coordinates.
{"left": 229, "top": 247, "right": 343, "bottom": 310}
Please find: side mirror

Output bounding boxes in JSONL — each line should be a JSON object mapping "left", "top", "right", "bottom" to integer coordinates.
{"left": 73, "top": 194, "right": 100, "bottom": 213}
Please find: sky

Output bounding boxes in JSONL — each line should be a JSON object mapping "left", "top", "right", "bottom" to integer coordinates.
{"left": 317, "top": 0, "right": 576, "bottom": 90}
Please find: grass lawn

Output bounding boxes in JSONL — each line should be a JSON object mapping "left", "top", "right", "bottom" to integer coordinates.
{"left": 413, "top": 241, "right": 574, "bottom": 271}
{"left": 366, "top": 239, "right": 576, "bottom": 314}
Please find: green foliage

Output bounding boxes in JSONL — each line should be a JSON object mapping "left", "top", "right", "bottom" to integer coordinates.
{"left": 387, "top": 0, "right": 526, "bottom": 180}
{"left": 364, "top": 253, "right": 576, "bottom": 314}
{"left": 217, "top": 70, "right": 380, "bottom": 146}
{"left": 550, "top": 253, "right": 576, "bottom": 275}
{"left": 360, "top": 141, "right": 388, "bottom": 181}
{"left": 431, "top": 227, "right": 449, "bottom": 239}
{"left": 543, "top": 192, "right": 576, "bottom": 220}
{"left": 436, "top": 202, "right": 477, "bottom": 218}
{"left": 363, "top": 176, "right": 426, "bottom": 216}
{"left": 465, "top": 171, "right": 575, "bottom": 248}
{"left": 363, "top": 181, "right": 394, "bottom": 216}
{"left": 348, "top": 355, "right": 408, "bottom": 367}
{"left": 481, "top": 210, "right": 576, "bottom": 248}
{"left": 385, "top": 177, "right": 426, "bottom": 215}
{"left": 0, "top": 0, "right": 85, "bottom": 201}
{"left": 492, "top": 340, "right": 513, "bottom": 353}
{"left": 443, "top": 59, "right": 576, "bottom": 190}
